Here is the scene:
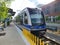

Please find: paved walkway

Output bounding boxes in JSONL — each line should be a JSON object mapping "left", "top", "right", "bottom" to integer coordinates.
{"left": 0, "top": 22, "right": 26, "bottom": 45}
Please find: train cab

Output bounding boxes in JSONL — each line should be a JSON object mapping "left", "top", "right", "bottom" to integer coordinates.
{"left": 19, "top": 7, "right": 46, "bottom": 36}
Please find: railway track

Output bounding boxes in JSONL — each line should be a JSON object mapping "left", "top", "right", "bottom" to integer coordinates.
{"left": 15, "top": 24, "right": 60, "bottom": 45}
{"left": 41, "top": 35, "right": 60, "bottom": 45}
{"left": 32, "top": 33, "right": 60, "bottom": 45}
{"left": 31, "top": 33, "right": 60, "bottom": 45}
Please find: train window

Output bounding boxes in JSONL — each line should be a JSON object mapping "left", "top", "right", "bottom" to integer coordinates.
{"left": 30, "top": 11, "right": 45, "bottom": 25}
{"left": 20, "top": 15, "right": 23, "bottom": 25}
{"left": 24, "top": 13, "right": 28, "bottom": 24}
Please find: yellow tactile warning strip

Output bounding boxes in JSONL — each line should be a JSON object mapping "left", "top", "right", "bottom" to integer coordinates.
{"left": 22, "top": 28, "right": 48, "bottom": 45}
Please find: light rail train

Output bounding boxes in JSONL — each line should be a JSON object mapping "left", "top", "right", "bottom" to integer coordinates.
{"left": 17, "top": 7, "right": 46, "bottom": 36}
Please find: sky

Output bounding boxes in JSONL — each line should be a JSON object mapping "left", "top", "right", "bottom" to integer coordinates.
{"left": 10, "top": 0, "right": 36, "bottom": 12}
{"left": 10, "top": 0, "right": 54, "bottom": 12}
{"left": 10, "top": 0, "right": 54, "bottom": 18}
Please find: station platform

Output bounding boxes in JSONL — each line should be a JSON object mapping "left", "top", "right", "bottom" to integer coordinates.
{"left": 0, "top": 22, "right": 28, "bottom": 45}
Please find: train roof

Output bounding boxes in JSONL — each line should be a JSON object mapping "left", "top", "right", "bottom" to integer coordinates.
{"left": 21, "top": 7, "right": 41, "bottom": 12}
{"left": 19, "top": 7, "right": 42, "bottom": 16}
{"left": 24, "top": 7, "right": 41, "bottom": 10}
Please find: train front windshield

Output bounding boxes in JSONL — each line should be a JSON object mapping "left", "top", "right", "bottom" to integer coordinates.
{"left": 28, "top": 8, "right": 45, "bottom": 26}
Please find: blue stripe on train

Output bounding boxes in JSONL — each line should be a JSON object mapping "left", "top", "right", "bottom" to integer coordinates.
{"left": 23, "top": 24, "right": 46, "bottom": 29}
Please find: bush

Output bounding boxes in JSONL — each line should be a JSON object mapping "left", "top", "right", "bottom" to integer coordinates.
{"left": 56, "top": 16, "right": 60, "bottom": 20}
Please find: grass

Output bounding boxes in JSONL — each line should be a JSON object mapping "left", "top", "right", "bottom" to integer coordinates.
{"left": 47, "top": 30, "right": 60, "bottom": 36}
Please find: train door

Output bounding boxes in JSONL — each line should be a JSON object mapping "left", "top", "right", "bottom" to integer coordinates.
{"left": 23, "top": 11, "right": 32, "bottom": 27}
{"left": 20, "top": 14, "right": 23, "bottom": 25}
{"left": 23, "top": 12, "right": 29, "bottom": 25}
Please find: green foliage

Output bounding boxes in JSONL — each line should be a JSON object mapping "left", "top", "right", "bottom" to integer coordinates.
{"left": 0, "top": 0, "right": 14, "bottom": 7}
{"left": 15, "top": 15, "right": 20, "bottom": 22}
{"left": 45, "top": 16, "right": 48, "bottom": 21}
{"left": 56, "top": 16, "right": 60, "bottom": 20}
{"left": 0, "top": 0, "right": 14, "bottom": 3}
{"left": 0, "top": 2, "right": 8, "bottom": 22}
{"left": 0, "top": 0, "right": 15, "bottom": 22}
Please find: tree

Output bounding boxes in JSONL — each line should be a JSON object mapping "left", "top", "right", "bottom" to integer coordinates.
{"left": 15, "top": 15, "right": 20, "bottom": 22}
{"left": 0, "top": 0, "right": 14, "bottom": 3}
{"left": 0, "top": 0, "right": 14, "bottom": 7}
{"left": 0, "top": 0, "right": 15, "bottom": 22}
{"left": 0, "top": 2, "right": 8, "bottom": 22}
